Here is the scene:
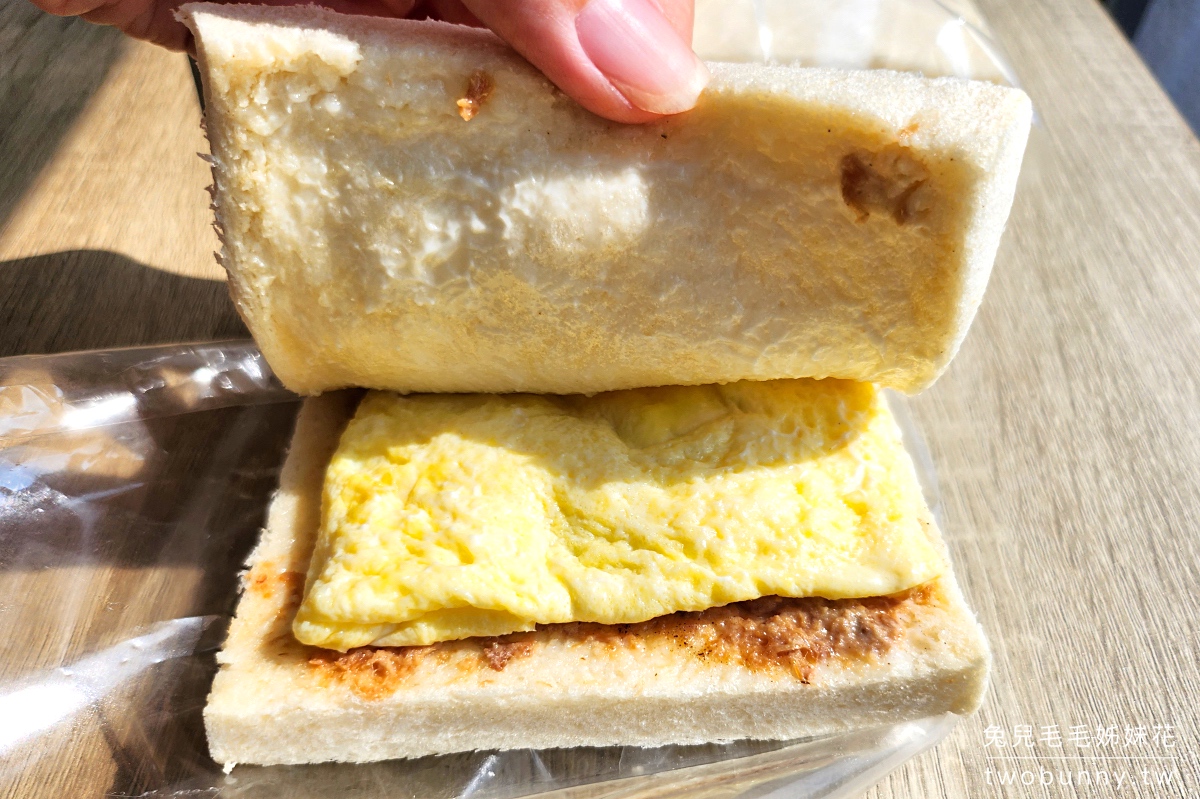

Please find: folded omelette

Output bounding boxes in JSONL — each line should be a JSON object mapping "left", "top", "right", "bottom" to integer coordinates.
{"left": 295, "top": 379, "right": 944, "bottom": 650}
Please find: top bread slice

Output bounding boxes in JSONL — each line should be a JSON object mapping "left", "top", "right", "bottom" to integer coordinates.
{"left": 204, "top": 392, "right": 988, "bottom": 765}
{"left": 180, "top": 4, "right": 1031, "bottom": 396}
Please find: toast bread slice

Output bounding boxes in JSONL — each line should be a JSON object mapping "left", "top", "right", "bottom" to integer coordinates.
{"left": 180, "top": 4, "right": 1031, "bottom": 396}
{"left": 205, "top": 393, "right": 988, "bottom": 765}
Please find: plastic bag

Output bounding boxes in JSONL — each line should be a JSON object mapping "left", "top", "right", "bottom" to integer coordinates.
{"left": 692, "top": 0, "right": 1018, "bottom": 84}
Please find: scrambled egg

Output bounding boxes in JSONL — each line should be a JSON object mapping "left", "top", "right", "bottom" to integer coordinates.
{"left": 294, "top": 379, "right": 944, "bottom": 650}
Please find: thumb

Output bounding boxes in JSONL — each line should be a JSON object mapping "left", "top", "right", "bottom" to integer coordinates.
{"left": 458, "top": 0, "right": 707, "bottom": 124}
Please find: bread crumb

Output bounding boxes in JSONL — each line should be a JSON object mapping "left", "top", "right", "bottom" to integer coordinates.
{"left": 457, "top": 70, "right": 495, "bottom": 121}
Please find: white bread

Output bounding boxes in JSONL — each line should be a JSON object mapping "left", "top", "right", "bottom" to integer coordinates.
{"left": 204, "top": 393, "right": 989, "bottom": 765}
{"left": 180, "top": 4, "right": 1031, "bottom": 396}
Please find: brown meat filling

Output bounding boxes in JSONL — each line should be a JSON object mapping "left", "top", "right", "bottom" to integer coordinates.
{"left": 840, "top": 145, "right": 932, "bottom": 225}
{"left": 456, "top": 70, "right": 495, "bottom": 121}
{"left": 307, "top": 586, "right": 932, "bottom": 699}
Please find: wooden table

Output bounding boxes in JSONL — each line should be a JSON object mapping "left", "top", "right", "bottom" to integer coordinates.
{"left": 2, "top": 0, "right": 1198, "bottom": 796}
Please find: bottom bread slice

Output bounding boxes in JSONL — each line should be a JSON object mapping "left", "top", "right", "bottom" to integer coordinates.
{"left": 205, "top": 392, "right": 989, "bottom": 766}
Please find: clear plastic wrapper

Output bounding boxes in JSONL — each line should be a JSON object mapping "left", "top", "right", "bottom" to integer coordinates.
{"left": 693, "top": 0, "right": 1018, "bottom": 85}
{"left": 2, "top": 1, "right": 1011, "bottom": 795}
{"left": 0, "top": 342, "right": 953, "bottom": 799}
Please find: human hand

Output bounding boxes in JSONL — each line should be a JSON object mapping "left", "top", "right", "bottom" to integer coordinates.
{"left": 32, "top": 0, "right": 707, "bottom": 123}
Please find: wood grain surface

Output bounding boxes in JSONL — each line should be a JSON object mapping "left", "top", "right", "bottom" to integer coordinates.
{"left": 1, "top": 0, "right": 1199, "bottom": 796}
{"left": 0, "top": 0, "right": 244, "bottom": 357}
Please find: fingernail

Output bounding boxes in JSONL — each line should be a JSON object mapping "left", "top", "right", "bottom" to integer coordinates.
{"left": 575, "top": 0, "right": 709, "bottom": 115}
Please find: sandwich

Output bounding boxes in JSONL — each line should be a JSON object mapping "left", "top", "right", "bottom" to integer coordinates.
{"left": 179, "top": 3, "right": 1031, "bottom": 766}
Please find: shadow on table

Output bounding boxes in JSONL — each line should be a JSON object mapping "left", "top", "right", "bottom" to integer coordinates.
{"left": 0, "top": 249, "right": 246, "bottom": 358}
